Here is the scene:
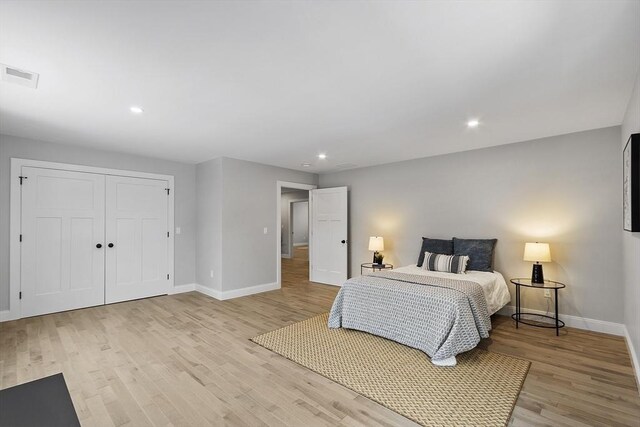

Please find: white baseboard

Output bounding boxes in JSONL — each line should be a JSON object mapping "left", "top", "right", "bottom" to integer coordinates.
{"left": 0, "top": 308, "right": 19, "bottom": 322}
{"left": 170, "top": 283, "right": 196, "bottom": 294}
{"left": 293, "top": 243, "right": 308, "bottom": 247}
{"left": 497, "top": 305, "right": 625, "bottom": 336}
{"left": 195, "top": 284, "right": 223, "bottom": 300}
{"left": 220, "top": 281, "right": 280, "bottom": 300}
{"left": 195, "top": 281, "right": 280, "bottom": 301}
{"left": 624, "top": 326, "right": 640, "bottom": 390}
{"left": 0, "top": 310, "right": 12, "bottom": 322}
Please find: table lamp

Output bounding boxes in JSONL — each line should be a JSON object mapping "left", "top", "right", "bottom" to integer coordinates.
{"left": 368, "top": 236, "right": 384, "bottom": 265}
{"left": 523, "top": 242, "right": 551, "bottom": 284}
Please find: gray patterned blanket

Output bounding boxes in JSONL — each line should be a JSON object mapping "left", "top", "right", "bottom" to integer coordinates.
{"left": 328, "top": 271, "right": 491, "bottom": 362}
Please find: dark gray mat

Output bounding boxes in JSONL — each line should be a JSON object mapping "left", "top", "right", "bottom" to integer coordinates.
{"left": 0, "top": 373, "right": 80, "bottom": 427}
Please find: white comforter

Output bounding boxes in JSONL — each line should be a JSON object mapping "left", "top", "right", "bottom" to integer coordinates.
{"left": 392, "top": 265, "right": 510, "bottom": 315}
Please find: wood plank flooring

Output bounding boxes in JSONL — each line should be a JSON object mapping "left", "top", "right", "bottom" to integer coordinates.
{"left": 1, "top": 246, "right": 638, "bottom": 426}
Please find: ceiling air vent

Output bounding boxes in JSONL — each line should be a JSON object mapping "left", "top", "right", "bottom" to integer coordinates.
{"left": 1, "top": 64, "right": 39, "bottom": 89}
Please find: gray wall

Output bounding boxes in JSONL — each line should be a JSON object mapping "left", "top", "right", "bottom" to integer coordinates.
{"left": 292, "top": 201, "right": 309, "bottom": 245}
{"left": 281, "top": 190, "right": 309, "bottom": 255}
{"left": 622, "top": 70, "right": 640, "bottom": 363}
{"left": 220, "top": 158, "right": 317, "bottom": 291}
{"left": 320, "top": 126, "right": 623, "bottom": 323}
{"left": 0, "top": 134, "right": 197, "bottom": 310}
{"left": 196, "top": 158, "right": 222, "bottom": 291}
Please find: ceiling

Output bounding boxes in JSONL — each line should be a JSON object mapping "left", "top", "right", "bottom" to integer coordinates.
{"left": 1, "top": 1, "right": 639, "bottom": 173}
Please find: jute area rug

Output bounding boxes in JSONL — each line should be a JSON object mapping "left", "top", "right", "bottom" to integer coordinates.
{"left": 251, "top": 313, "right": 530, "bottom": 427}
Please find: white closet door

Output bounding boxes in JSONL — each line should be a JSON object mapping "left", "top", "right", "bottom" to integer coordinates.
{"left": 105, "top": 176, "right": 169, "bottom": 303}
{"left": 21, "top": 167, "right": 106, "bottom": 317}
{"left": 310, "top": 187, "right": 348, "bottom": 286}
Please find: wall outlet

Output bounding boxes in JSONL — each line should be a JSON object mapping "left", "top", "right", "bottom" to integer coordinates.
{"left": 210, "top": 270, "right": 214, "bottom": 278}
{"left": 544, "top": 289, "right": 551, "bottom": 298}
{"left": 263, "top": 227, "right": 268, "bottom": 234}
{"left": 175, "top": 227, "right": 181, "bottom": 235}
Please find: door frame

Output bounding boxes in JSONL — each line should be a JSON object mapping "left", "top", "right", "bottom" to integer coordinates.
{"left": 7, "top": 158, "right": 175, "bottom": 322}
{"left": 276, "top": 181, "right": 316, "bottom": 288}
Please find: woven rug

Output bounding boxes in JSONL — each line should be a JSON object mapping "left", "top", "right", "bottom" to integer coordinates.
{"left": 251, "top": 313, "right": 530, "bottom": 427}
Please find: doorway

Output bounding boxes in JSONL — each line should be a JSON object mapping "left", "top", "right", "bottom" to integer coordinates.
{"left": 280, "top": 187, "right": 310, "bottom": 286}
{"left": 276, "top": 181, "right": 348, "bottom": 288}
{"left": 276, "top": 181, "right": 316, "bottom": 287}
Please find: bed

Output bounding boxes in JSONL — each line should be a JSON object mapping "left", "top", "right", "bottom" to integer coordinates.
{"left": 327, "top": 264, "right": 510, "bottom": 366}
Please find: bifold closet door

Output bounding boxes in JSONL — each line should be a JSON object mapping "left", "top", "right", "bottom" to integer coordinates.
{"left": 21, "top": 167, "right": 106, "bottom": 317}
{"left": 105, "top": 175, "right": 169, "bottom": 303}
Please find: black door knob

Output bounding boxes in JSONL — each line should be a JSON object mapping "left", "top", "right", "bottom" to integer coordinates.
{"left": 96, "top": 243, "right": 102, "bottom": 249}
{"left": 341, "top": 240, "right": 346, "bottom": 244}
{"left": 108, "top": 243, "right": 114, "bottom": 248}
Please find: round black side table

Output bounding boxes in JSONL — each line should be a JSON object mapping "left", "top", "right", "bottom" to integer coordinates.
{"left": 361, "top": 263, "right": 393, "bottom": 275}
{"left": 510, "top": 278, "right": 566, "bottom": 336}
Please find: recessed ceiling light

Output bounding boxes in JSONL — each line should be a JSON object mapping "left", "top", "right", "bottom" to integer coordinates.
{"left": 301, "top": 162, "right": 311, "bottom": 167}
{"left": 318, "top": 153, "right": 327, "bottom": 160}
{"left": 130, "top": 106, "right": 144, "bottom": 114}
{"left": 467, "top": 119, "right": 479, "bottom": 128}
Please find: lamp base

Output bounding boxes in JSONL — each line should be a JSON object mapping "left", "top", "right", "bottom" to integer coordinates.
{"left": 531, "top": 263, "right": 544, "bottom": 284}
{"left": 373, "top": 251, "right": 384, "bottom": 265}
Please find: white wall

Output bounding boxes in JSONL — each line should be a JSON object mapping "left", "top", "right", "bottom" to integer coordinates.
{"left": 196, "top": 158, "right": 317, "bottom": 294}
{"left": 0, "top": 134, "right": 197, "bottom": 310}
{"left": 292, "top": 201, "right": 309, "bottom": 245}
{"left": 320, "top": 126, "right": 623, "bottom": 323}
{"left": 621, "top": 70, "right": 640, "bottom": 374}
{"left": 220, "top": 158, "right": 317, "bottom": 291}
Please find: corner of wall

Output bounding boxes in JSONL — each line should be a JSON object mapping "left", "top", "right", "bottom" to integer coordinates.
{"left": 621, "top": 66, "right": 640, "bottom": 389}
{"left": 195, "top": 157, "right": 224, "bottom": 293}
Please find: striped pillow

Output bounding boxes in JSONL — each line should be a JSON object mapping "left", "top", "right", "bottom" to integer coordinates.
{"left": 422, "top": 251, "right": 469, "bottom": 274}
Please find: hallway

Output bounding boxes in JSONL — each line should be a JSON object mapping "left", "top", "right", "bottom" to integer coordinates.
{"left": 281, "top": 245, "right": 309, "bottom": 287}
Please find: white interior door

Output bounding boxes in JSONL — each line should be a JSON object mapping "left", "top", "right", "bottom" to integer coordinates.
{"left": 21, "top": 167, "right": 106, "bottom": 317}
{"left": 105, "top": 176, "right": 169, "bottom": 303}
{"left": 310, "top": 187, "right": 348, "bottom": 286}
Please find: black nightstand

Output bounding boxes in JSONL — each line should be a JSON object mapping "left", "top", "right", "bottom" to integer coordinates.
{"left": 361, "top": 263, "right": 393, "bottom": 275}
{"left": 510, "top": 278, "right": 566, "bottom": 336}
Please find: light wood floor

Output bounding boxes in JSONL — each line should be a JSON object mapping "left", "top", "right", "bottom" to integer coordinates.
{"left": 1, "top": 246, "right": 638, "bottom": 426}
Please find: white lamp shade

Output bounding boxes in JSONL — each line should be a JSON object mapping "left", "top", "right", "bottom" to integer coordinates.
{"left": 523, "top": 242, "right": 551, "bottom": 262}
{"left": 368, "top": 236, "right": 384, "bottom": 251}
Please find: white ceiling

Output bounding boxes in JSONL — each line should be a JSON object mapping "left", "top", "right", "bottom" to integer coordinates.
{"left": 1, "top": 1, "right": 639, "bottom": 173}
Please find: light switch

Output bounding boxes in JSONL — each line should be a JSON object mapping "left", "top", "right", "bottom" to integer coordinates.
{"left": 210, "top": 270, "right": 214, "bottom": 278}
{"left": 175, "top": 227, "right": 181, "bottom": 235}
{"left": 263, "top": 227, "right": 268, "bottom": 234}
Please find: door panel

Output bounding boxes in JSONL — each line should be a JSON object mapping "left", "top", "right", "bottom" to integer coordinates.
{"left": 141, "top": 218, "right": 162, "bottom": 281}
{"left": 310, "top": 187, "right": 348, "bottom": 286}
{"left": 69, "top": 218, "right": 95, "bottom": 290}
{"left": 21, "top": 167, "right": 105, "bottom": 317}
{"left": 105, "top": 176, "right": 169, "bottom": 303}
{"left": 35, "top": 217, "right": 62, "bottom": 295}
{"left": 115, "top": 218, "right": 136, "bottom": 284}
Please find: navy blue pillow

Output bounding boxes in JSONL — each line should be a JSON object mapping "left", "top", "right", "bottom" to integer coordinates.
{"left": 452, "top": 238, "right": 497, "bottom": 272}
{"left": 416, "top": 238, "right": 453, "bottom": 267}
